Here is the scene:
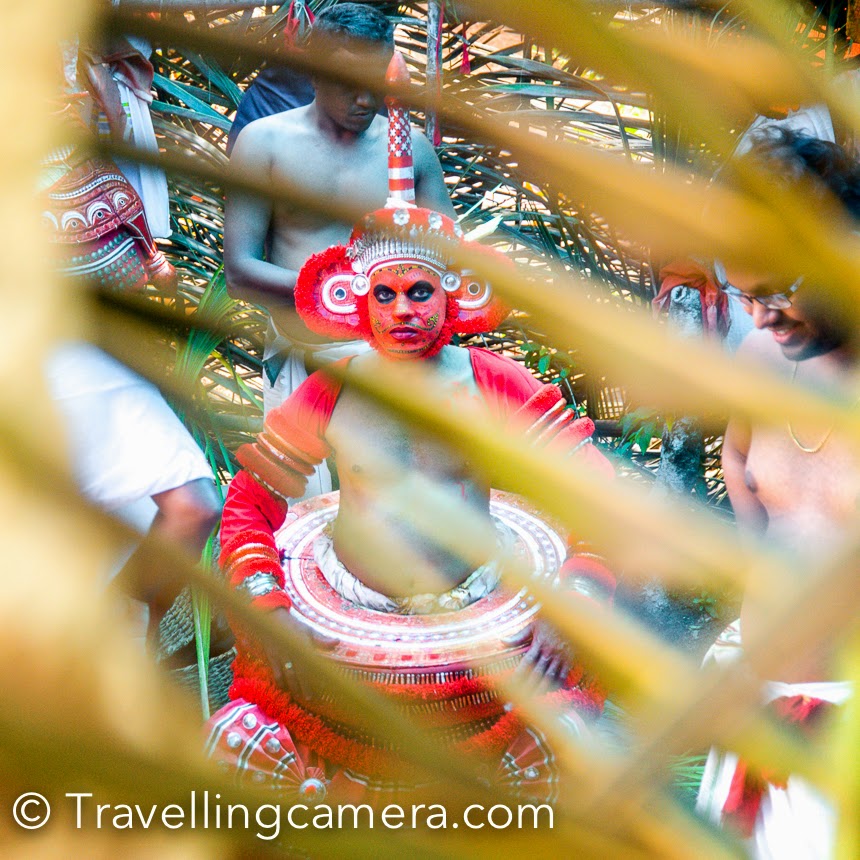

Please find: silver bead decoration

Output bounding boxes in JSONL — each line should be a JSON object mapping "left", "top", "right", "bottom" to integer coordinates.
{"left": 393, "top": 208, "right": 410, "bottom": 226}
{"left": 265, "top": 737, "right": 281, "bottom": 754}
{"left": 453, "top": 224, "right": 464, "bottom": 237}
{"left": 298, "top": 777, "right": 327, "bottom": 801}
{"left": 524, "top": 766, "right": 540, "bottom": 780}
{"left": 441, "top": 271, "right": 461, "bottom": 292}
{"left": 252, "top": 771, "right": 266, "bottom": 783}
{"left": 242, "top": 713, "right": 258, "bottom": 730}
{"left": 428, "top": 212, "right": 443, "bottom": 230}
{"left": 351, "top": 229, "right": 450, "bottom": 279}
{"left": 351, "top": 273, "right": 370, "bottom": 296}
{"left": 226, "top": 732, "right": 242, "bottom": 750}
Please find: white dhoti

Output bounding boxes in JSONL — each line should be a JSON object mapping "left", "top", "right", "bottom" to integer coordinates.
{"left": 695, "top": 620, "right": 852, "bottom": 860}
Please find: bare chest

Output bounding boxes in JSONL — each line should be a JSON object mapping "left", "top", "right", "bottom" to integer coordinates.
{"left": 270, "top": 136, "right": 389, "bottom": 223}
{"left": 746, "top": 425, "right": 860, "bottom": 551}
{"left": 327, "top": 390, "right": 474, "bottom": 482}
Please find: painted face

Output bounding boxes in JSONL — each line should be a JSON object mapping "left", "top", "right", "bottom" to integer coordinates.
{"left": 367, "top": 263, "right": 448, "bottom": 359}
{"left": 720, "top": 263, "right": 850, "bottom": 361}
{"left": 312, "top": 46, "right": 390, "bottom": 135}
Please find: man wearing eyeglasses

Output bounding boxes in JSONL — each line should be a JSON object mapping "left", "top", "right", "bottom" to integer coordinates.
{"left": 714, "top": 254, "right": 857, "bottom": 549}
{"left": 715, "top": 259, "right": 848, "bottom": 363}
{"left": 697, "top": 129, "right": 859, "bottom": 858}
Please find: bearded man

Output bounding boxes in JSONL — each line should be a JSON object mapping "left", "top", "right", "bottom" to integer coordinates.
{"left": 205, "top": 54, "right": 616, "bottom": 807}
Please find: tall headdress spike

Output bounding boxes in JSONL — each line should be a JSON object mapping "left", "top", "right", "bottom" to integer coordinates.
{"left": 384, "top": 52, "right": 416, "bottom": 208}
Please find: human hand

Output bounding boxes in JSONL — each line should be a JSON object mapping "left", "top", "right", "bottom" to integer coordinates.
{"left": 263, "top": 607, "right": 338, "bottom": 702}
{"left": 506, "top": 619, "right": 574, "bottom": 692}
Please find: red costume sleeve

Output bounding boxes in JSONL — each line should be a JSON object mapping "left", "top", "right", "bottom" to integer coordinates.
{"left": 219, "top": 361, "right": 348, "bottom": 610}
{"left": 469, "top": 346, "right": 613, "bottom": 479}
{"left": 234, "top": 362, "right": 346, "bottom": 501}
{"left": 469, "top": 346, "right": 617, "bottom": 601}
{"left": 468, "top": 346, "right": 542, "bottom": 419}
{"left": 220, "top": 470, "right": 288, "bottom": 550}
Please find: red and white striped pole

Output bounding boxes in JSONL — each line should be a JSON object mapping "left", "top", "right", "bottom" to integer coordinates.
{"left": 384, "top": 52, "right": 416, "bottom": 207}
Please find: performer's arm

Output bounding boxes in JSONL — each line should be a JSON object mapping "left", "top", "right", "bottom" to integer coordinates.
{"left": 224, "top": 121, "right": 299, "bottom": 306}
{"left": 219, "top": 371, "right": 340, "bottom": 696}
{"left": 512, "top": 382, "right": 615, "bottom": 480}
{"left": 497, "top": 362, "right": 617, "bottom": 688}
{"left": 473, "top": 348, "right": 619, "bottom": 603}
{"left": 514, "top": 533, "right": 617, "bottom": 690}
{"left": 219, "top": 471, "right": 292, "bottom": 613}
{"left": 220, "top": 469, "right": 335, "bottom": 700}
{"left": 220, "top": 366, "right": 337, "bottom": 594}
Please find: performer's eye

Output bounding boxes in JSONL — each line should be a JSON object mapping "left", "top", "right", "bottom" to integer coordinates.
{"left": 373, "top": 285, "right": 396, "bottom": 304}
{"left": 408, "top": 282, "right": 435, "bottom": 302}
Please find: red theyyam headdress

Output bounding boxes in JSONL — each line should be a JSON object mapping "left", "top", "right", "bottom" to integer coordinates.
{"left": 295, "top": 52, "right": 509, "bottom": 342}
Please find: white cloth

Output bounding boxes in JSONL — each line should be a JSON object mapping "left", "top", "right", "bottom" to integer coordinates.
{"left": 110, "top": 36, "right": 169, "bottom": 239}
{"left": 733, "top": 70, "right": 860, "bottom": 167}
{"left": 45, "top": 342, "right": 214, "bottom": 638}
{"left": 313, "top": 531, "right": 504, "bottom": 615}
{"left": 736, "top": 106, "right": 836, "bottom": 159}
{"left": 695, "top": 620, "right": 852, "bottom": 860}
{"left": 114, "top": 79, "right": 171, "bottom": 239}
{"left": 46, "top": 342, "right": 213, "bottom": 525}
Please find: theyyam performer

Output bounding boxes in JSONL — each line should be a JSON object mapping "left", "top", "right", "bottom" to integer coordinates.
{"left": 206, "top": 53, "right": 617, "bottom": 805}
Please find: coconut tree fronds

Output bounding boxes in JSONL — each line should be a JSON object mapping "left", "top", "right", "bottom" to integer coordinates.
{"left": 15, "top": 4, "right": 860, "bottom": 854}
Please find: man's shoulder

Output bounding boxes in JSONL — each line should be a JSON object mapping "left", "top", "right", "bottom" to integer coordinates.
{"left": 234, "top": 106, "right": 312, "bottom": 147}
{"left": 411, "top": 127, "right": 437, "bottom": 166}
{"left": 293, "top": 359, "right": 351, "bottom": 405}
{"left": 465, "top": 345, "right": 526, "bottom": 371}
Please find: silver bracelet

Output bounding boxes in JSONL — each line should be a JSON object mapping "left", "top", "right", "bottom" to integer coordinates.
{"left": 238, "top": 572, "right": 280, "bottom": 599}
{"left": 566, "top": 576, "right": 611, "bottom": 602}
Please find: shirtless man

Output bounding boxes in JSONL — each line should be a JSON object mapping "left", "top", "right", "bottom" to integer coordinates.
{"left": 697, "top": 129, "right": 859, "bottom": 857}
{"left": 224, "top": 3, "right": 453, "bottom": 424}
{"left": 718, "top": 133, "right": 860, "bottom": 684}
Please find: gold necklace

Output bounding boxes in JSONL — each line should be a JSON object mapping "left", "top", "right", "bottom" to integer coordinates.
{"left": 787, "top": 362, "right": 835, "bottom": 454}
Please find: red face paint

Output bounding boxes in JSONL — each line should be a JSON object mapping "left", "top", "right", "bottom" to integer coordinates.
{"left": 367, "top": 263, "right": 448, "bottom": 359}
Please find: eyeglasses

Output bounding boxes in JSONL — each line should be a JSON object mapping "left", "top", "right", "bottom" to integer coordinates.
{"left": 713, "top": 260, "right": 803, "bottom": 310}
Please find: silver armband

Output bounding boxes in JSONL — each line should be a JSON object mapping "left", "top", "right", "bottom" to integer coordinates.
{"left": 565, "top": 436, "right": 592, "bottom": 457}
{"left": 238, "top": 572, "right": 280, "bottom": 599}
{"left": 566, "top": 575, "right": 611, "bottom": 602}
